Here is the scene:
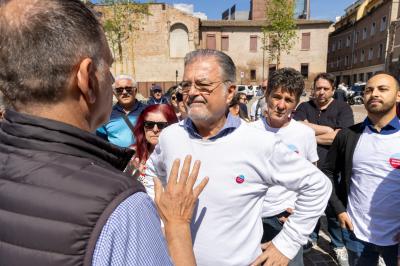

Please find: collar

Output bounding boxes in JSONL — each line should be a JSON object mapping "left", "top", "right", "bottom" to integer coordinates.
{"left": 114, "top": 101, "right": 141, "bottom": 114}
{"left": 362, "top": 116, "right": 400, "bottom": 135}
{"left": 181, "top": 113, "right": 241, "bottom": 140}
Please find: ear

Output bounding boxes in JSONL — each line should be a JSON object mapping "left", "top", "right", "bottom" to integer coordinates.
{"left": 76, "top": 58, "right": 97, "bottom": 105}
{"left": 226, "top": 84, "right": 236, "bottom": 104}
{"left": 396, "top": 89, "right": 400, "bottom": 103}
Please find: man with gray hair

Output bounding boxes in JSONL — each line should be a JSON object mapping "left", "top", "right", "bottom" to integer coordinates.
{"left": 96, "top": 74, "right": 146, "bottom": 147}
{"left": 144, "top": 49, "right": 332, "bottom": 266}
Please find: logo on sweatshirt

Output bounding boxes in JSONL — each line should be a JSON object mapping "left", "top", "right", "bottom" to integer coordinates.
{"left": 287, "top": 144, "right": 300, "bottom": 154}
{"left": 235, "top": 174, "right": 245, "bottom": 184}
{"left": 389, "top": 153, "right": 400, "bottom": 169}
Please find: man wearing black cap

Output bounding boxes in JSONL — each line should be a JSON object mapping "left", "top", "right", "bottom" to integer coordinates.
{"left": 147, "top": 84, "right": 169, "bottom": 105}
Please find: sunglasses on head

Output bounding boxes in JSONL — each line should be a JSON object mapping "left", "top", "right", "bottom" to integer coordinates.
{"left": 114, "top": 86, "right": 135, "bottom": 95}
{"left": 144, "top": 121, "right": 169, "bottom": 130}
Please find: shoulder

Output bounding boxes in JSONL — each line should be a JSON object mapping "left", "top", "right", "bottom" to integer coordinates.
{"left": 289, "top": 120, "right": 315, "bottom": 136}
{"left": 248, "top": 119, "right": 264, "bottom": 130}
{"left": 333, "top": 99, "right": 351, "bottom": 109}
{"left": 239, "top": 121, "right": 277, "bottom": 140}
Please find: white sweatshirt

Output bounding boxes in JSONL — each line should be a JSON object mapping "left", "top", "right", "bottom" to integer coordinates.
{"left": 144, "top": 121, "right": 331, "bottom": 266}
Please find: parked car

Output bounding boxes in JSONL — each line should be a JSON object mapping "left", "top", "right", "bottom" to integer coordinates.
{"left": 236, "top": 85, "right": 257, "bottom": 97}
{"left": 347, "top": 82, "right": 365, "bottom": 105}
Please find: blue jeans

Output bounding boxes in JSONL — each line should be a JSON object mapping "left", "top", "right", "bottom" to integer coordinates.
{"left": 341, "top": 229, "right": 398, "bottom": 266}
{"left": 310, "top": 215, "right": 344, "bottom": 249}
{"left": 262, "top": 214, "right": 304, "bottom": 266}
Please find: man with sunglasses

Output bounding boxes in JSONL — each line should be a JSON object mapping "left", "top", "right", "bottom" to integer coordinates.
{"left": 144, "top": 49, "right": 331, "bottom": 266}
{"left": 97, "top": 74, "right": 146, "bottom": 147}
{"left": 147, "top": 84, "right": 169, "bottom": 105}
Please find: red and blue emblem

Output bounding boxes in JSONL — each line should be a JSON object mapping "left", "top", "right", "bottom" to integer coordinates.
{"left": 389, "top": 153, "right": 400, "bottom": 169}
{"left": 236, "top": 174, "right": 245, "bottom": 184}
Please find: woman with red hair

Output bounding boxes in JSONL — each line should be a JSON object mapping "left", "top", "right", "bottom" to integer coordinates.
{"left": 127, "top": 104, "right": 178, "bottom": 180}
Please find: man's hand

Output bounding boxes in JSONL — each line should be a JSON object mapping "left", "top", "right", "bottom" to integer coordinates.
{"left": 154, "top": 155, "right": 208, "bottom": 266}
{"left": 251, "top": 242, "right": 290, "bottom": 266}
{"left": 337, "top": 212, "right": 354, "bottom": 231}
{"left": 277, "top": 208, "right": 293, "bottom": 223}
{"left": 154, "top": 155, "right": 209, "bottom": 225}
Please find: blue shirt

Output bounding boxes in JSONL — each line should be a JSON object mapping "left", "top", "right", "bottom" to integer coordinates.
{"left": 92, "top": 192, "right": 173, "bottom": 266}
{"left": 181, "top": 113, "right": 241, "bottom": 140}
{"left": 96, "top": 101, "right": 146, "bottom": 147}
{"left": 362, "top": 116, "right": 400, "bottom": 135}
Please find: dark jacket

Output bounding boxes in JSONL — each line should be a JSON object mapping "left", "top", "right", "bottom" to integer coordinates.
{"left": 321, "top": 122, "right": 364, "bottom": 215}
{"left": 0, "top": 110, "right": 145, "bottom": 266}
{"left": 147, "top": 96, "right": 169, "bottom": 105}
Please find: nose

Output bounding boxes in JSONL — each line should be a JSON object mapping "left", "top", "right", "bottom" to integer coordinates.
{"left": 276, "top": 99, "right": 286, "bottom": 110}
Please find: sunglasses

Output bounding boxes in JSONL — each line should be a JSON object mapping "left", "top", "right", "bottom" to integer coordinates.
{"left": 153, "top": 89, "right": 162, "bottom": 93}
{"left": 114, "top": 86, "right": 135, "bottom": 95}
{"left": 144, "top": 121, "right": 169, "bottom": 130}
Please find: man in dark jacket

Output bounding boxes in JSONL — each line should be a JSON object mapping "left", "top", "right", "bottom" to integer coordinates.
{"left": 147, "top": 84, "right": 169, "bottom": 105}
{"left": 0, "top": 1, "right": 206, "bottom": 266}
{"left": 322, "top": 72, "right": 400, "bottom": 266}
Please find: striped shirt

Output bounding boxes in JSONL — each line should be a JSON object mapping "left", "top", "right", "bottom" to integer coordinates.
{"left": 92, "top": 192, "right": 173, "bottom": 266}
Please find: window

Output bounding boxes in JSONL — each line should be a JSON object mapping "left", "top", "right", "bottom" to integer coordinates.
{"left": 301, "top": 32, "right": 311, "bottom": 50}
{"left": 269, "top": 64, "right": 277, "bottom": 75}
{"left": 221, "top": 36, "right": 229, "bottom": 51}
{"left": 250, "top": 35, "right": 257, "bottom": 52}
{"left": 338, "top": 40, "right": 342, "bottom": 49}
{"left": 368, "top": 47, "right": 373, "bottom": 60}
{"left": 345, "top": 55, "right": 349, "bottom": 66}
{"left": 355, "top": 31, "right": 359, "bottom": 43}
{"left": 359, "top": 73, "right": 365, "bottom": 82}
{"left": 371, "top": 22, "right": 376, "bottom": 35}
{"left": 206, "top": 34, "right": 216, "bottom": 50}
{"left": 378, "top": 43, "right": 384, "bottom": 58}
{"left": 363, "top": 27, "right": 367, "bottom": 40}
{"left": 250, "top": 69, "right": 256, "bottom": 80}
{"left": 380, "top": 16, "right": 387, "bottom": 31}
{"left": 367, "top": 72, "right": 373, "bottom": 80}
{"left": 360, "top": 49, "right": 365, "bottom": 62}
{"left": 301, "top": 63, "right": 309, "bottom": 78}
{"left": 353, "top": 51, "right": 357, "bottom": 64}
{"left": 332, "top": 42, "right": 336, "bottom": 51}
{"left": 346, "top": 36, "right": 351, "bottom": 47}
{"left": 353, "top": 74, "right": 357, "bottom": 83}
{"left": 337, "top": 57, "right": 340, "bottom": 67}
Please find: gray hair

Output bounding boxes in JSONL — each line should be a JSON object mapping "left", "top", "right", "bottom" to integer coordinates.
{"left": 184, "top": 49, "right": 236, "bottom": 83}
{"left": 0, "top": 0, "right": 104, "bottom": 105}
{"left": 114, "top": 74, "right": 137, "bottom": 88}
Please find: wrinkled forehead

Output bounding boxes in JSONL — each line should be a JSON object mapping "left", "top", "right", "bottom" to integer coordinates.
{"left": 183, "top": 57, "right": 222, "bottom": 81}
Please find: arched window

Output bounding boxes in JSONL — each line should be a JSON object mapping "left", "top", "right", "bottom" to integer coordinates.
{"left": 169, "top": 23, "right": 189, "bottom": 58}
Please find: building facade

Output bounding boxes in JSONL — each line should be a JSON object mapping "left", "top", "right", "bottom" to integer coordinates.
{"left": 327, "top": 0, "right": 399, "bottom": 85}
{"left": 200, "top": 20, "right": 331, "bottom": 88}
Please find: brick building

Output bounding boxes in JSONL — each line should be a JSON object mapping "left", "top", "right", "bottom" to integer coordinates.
{"left": 327, "top": 0, "right": 400, "bottom": 86}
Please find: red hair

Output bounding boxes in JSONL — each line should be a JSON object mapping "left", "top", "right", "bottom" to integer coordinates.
{"left": 133, "top": 104, "right": 178, "bottom": 162}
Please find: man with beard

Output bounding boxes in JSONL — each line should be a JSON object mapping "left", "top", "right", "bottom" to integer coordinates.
{"left": 294, "top": 73, "right": 354, "bottom": 264}
{"left": 97, "top": 75, "right": 146, "bottom": 147}
{"left": 144, "top": 49, "right": 331, "bottom": 266}
{"left": 322, "top": 72, "right": 400, "bottom": 266}
{"left": 251, "top": 68, "right": 319, "bottom": 266}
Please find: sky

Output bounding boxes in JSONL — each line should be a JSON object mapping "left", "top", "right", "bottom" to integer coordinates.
{"left": 94, "top": 0, "right": 357, "bottom": 21}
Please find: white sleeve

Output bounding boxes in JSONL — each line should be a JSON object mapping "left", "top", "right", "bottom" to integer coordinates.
{"left": 143, "top": 144, "right": 168, "bottom": 200}
{"left": 265, "top": 139, "right": 331, "bottom": 259}
{"left": 306, "top": 131, "right": 319, "bottom": 163}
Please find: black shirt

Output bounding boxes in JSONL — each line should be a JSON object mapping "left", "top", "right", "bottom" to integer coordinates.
{"left": 293, "top": 99, "right": 354, "bottom": 166}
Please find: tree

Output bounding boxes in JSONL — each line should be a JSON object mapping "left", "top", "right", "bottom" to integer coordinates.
{"left": 262, "top": 0, "right": 297, "bottom": 69}
{"left": 100, "top": 0, "right": 150, "bottom": 74}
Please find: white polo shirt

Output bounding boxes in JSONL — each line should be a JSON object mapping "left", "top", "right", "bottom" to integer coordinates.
{"left": 349, "top": 124, "right": 400, "bottom": 246}
{"left": 251, "top": 118, "right": 319, "bottom": 217}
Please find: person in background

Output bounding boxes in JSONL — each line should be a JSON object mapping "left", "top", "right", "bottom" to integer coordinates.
{"left": 250, "top": 79, "right": 268, "bottom": 121}
{"left": 96, "top": 74, "right": 146, "bottom": 147}
{"left": 147, "top": 84, "right": 169, "bottom": 105}
{"left": 294, "top": 73, "right": 354, "bottom": 265}
{"left": 229, "top": 94, "right": 250, "bottom": 121}
{"left": 126, "top": 104, "right": 178, "bottom": 181}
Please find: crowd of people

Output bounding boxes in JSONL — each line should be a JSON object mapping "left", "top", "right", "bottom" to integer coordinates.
{"left": 0, "top": 1, "right": 399, "bottom": 266}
